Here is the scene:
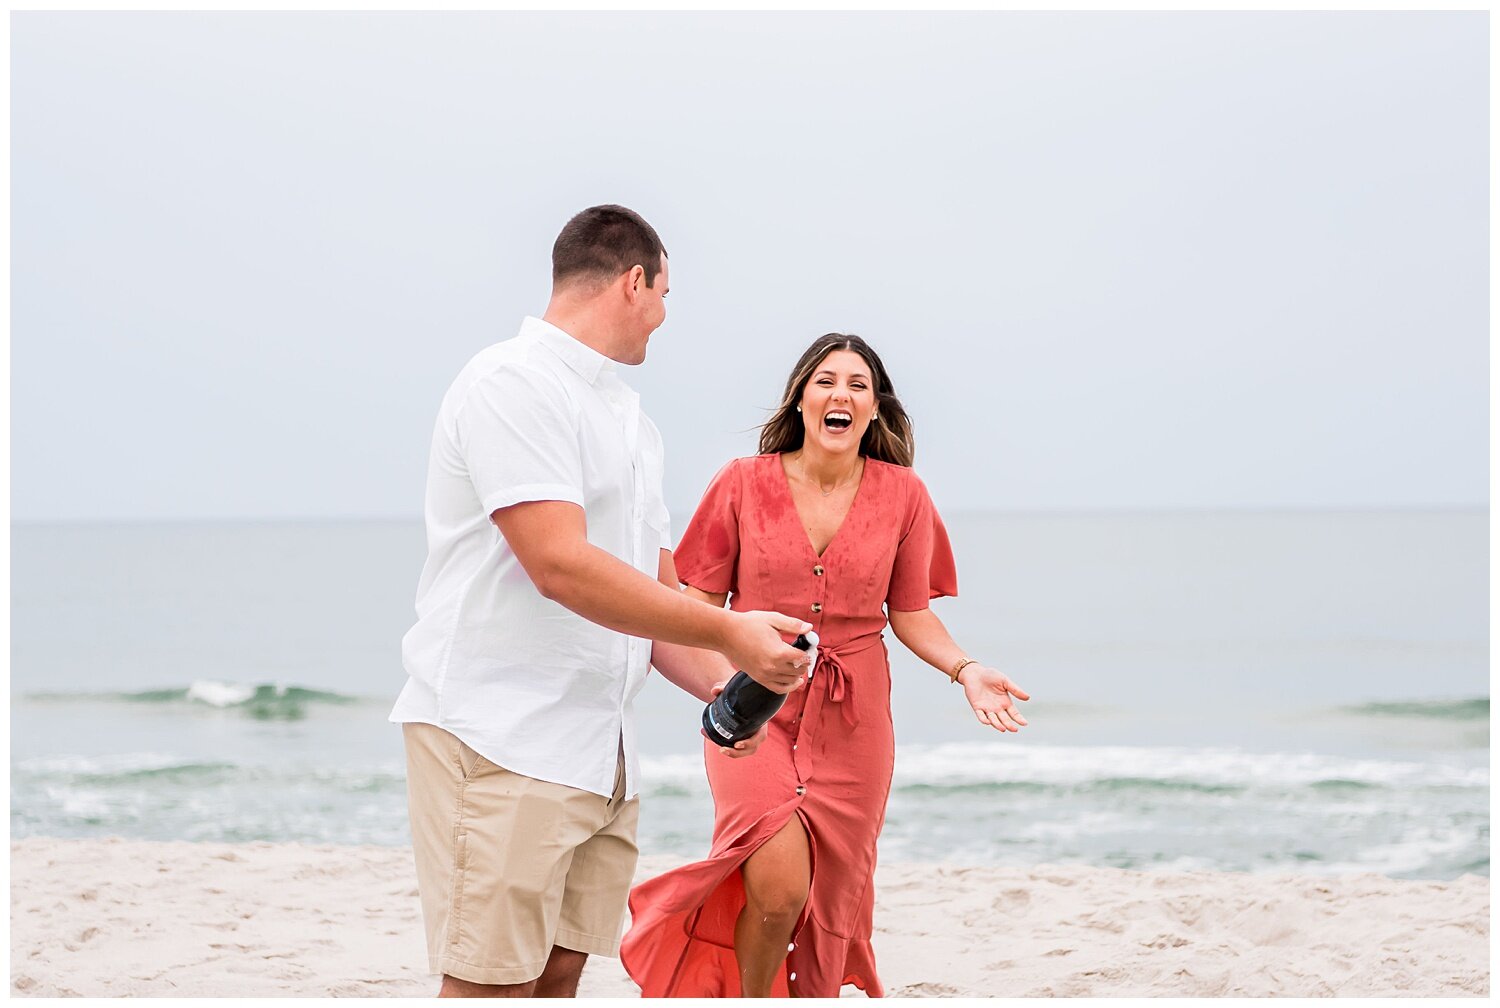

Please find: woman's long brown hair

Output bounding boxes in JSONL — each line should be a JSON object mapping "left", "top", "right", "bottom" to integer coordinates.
{"left": 757, "top": 333, "right": 915, "bottom": 467}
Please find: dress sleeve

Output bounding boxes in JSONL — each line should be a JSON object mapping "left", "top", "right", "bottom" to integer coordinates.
{"left": 672, "top": 460, "right": 742, "bottom": 595}
{"left": 886, "top": 471, "right": 958, "bottom": 610}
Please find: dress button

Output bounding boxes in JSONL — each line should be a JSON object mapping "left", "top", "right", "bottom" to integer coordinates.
{"left": 810, "top": 603, "right": 822, "bottom": 613}
{"left": 795, "top": 786, "right": 806, "bottom": 796}
{"left": 813, "top": 564, "right": 824, "bottom": 576}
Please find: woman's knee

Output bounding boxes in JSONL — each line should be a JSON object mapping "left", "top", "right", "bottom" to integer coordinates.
{"left": 741, "top": 816, "right": 811, "bottom": 921}
{"left": 742, "top": 858, "right": 809, "bottom": 919}
{"left": 744, "top": 875, "right": 808, "bottom": 921}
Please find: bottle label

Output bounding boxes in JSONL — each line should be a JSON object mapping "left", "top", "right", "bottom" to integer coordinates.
{"left": 707, "top": 697, "right": 749, "bottom": 739}
{"left": 707, "top": 710, "right": 736, "bottom": 739}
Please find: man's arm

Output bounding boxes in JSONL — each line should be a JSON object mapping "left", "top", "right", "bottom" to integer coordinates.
{"left": 492, "top": 500, "right": 810, "bottom": 691}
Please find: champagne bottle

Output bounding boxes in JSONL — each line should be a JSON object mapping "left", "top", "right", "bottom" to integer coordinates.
{"left": 701, "top": 632, "right": 818, "bottom": 748}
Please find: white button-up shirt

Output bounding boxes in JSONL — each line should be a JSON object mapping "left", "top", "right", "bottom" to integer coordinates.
{"left": 389, "top": 316, "right": 670, "bottom": 800}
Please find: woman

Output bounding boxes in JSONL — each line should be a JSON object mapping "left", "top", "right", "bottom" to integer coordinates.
{"left": 621, "top": 334, "right": 1030, "bottom": 998}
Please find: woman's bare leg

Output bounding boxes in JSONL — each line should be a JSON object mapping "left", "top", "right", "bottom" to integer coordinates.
{"left": 734, "top": 815, "right": 811, "bottom": 997}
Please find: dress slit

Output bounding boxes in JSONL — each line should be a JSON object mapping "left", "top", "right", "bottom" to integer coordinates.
{"left": 629, "top": 798, "right": 836, "bottom": 997}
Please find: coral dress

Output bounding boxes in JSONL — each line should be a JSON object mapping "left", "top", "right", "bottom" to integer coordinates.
{"left": 621, "top": 453, "right": 957, "bottom": 998}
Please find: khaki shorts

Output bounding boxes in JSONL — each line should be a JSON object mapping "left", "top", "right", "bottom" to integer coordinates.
{"left": 402, "top": 722, "right": 640, "bottom": 985}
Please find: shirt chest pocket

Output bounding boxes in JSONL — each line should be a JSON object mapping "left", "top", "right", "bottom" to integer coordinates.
{"left": 579, "top": 423, "right": 634, "bottom": 502}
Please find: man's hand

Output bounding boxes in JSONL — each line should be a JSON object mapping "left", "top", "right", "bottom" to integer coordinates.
{"left": 720, "top": 610, "right": 813, "bottom": 695}
{"left": 703, "top": 681, "right": 771, "bottom": 758}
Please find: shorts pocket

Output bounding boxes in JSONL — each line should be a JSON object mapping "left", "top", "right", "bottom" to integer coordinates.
{"left": 456, "top": 739, "right": 491, "bottom": 782}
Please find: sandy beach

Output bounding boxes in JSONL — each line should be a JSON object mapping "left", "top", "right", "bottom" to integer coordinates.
{"left": 9, "top": 836, "right": 1487, "bottom": 997}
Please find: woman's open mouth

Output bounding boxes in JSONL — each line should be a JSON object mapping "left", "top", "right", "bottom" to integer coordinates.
{"left": 823, "top": 411, "right": 853, "bottom": 432}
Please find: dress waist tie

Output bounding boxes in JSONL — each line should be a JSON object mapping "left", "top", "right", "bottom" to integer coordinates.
{"left": 812, "top": 633, "right": 883, "bottom": 729}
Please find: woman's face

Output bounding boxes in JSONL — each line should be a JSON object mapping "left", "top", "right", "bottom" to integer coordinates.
{"left": 798, "top": 349, "right": 878, "bottom": 457}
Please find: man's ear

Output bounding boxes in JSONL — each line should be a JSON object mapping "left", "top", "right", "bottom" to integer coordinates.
{"left": 625, "top": 264, "right": 646, "bottom": 296}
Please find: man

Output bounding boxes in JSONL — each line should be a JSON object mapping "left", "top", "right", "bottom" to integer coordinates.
{"left": 389, "top": 205, "right": 811, "bottom": 998}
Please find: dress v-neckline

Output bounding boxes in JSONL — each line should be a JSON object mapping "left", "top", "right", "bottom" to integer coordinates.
{"left": 776, "top": 453, "right": 870, "bottom": 560}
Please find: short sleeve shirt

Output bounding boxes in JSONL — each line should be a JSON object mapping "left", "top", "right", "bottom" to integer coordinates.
{"left": 389, "top": 316, "right": 670, "bottom": 800}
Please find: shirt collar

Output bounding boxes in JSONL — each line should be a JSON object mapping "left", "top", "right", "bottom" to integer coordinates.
{"left": 519, "top": 316, "right": 615, "bottom": 385}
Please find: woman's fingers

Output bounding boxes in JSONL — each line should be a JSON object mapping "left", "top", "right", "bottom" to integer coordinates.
{"left": 718, "top": 725, "right": 769, "bottom": 757}
{"left": 967, "top": 673, "right": 1031, "bottom": 731}
{"left": 974, "top": 703, "right": 1025, "bottom": 732}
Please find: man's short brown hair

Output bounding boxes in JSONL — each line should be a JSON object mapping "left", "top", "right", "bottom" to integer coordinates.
{"left": 552, "top": 205, "right": 667, "bottom": 290}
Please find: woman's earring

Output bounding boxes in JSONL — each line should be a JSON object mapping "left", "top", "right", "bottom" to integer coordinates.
{"left": 796, "top": 406, "right": 802, "bottom": 413}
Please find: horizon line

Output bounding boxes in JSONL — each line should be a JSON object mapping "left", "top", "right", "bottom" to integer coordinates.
{"left": 8, "top": 502, "right": 1490, "bottom": 527}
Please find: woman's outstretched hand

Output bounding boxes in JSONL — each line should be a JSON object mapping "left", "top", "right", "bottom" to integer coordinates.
{"left": 959, "top": 665, "right": 1030, "bottom": 732}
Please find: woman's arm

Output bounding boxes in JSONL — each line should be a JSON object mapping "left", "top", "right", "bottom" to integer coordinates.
{"left": 647, "top": 551, "right": 793, "bottom": 759}
{"left": 888, "top": 607, "right": 1030, "bottom": 733}
{"left": 648, "top": 550, "right": 739, "bottom": 702}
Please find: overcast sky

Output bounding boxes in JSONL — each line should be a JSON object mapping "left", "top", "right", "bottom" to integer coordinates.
{"left": 11, "top": 12, "right": 1487, "bottom": 522}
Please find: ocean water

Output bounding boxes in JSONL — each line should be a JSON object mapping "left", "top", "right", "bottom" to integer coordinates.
{"left": 11, "top": 510, "right": 1488, "bottom": 880}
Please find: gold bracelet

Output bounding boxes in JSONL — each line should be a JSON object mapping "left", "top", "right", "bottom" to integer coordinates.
{"left": 950, "top": 657, "right": 977, "bottom": 684}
